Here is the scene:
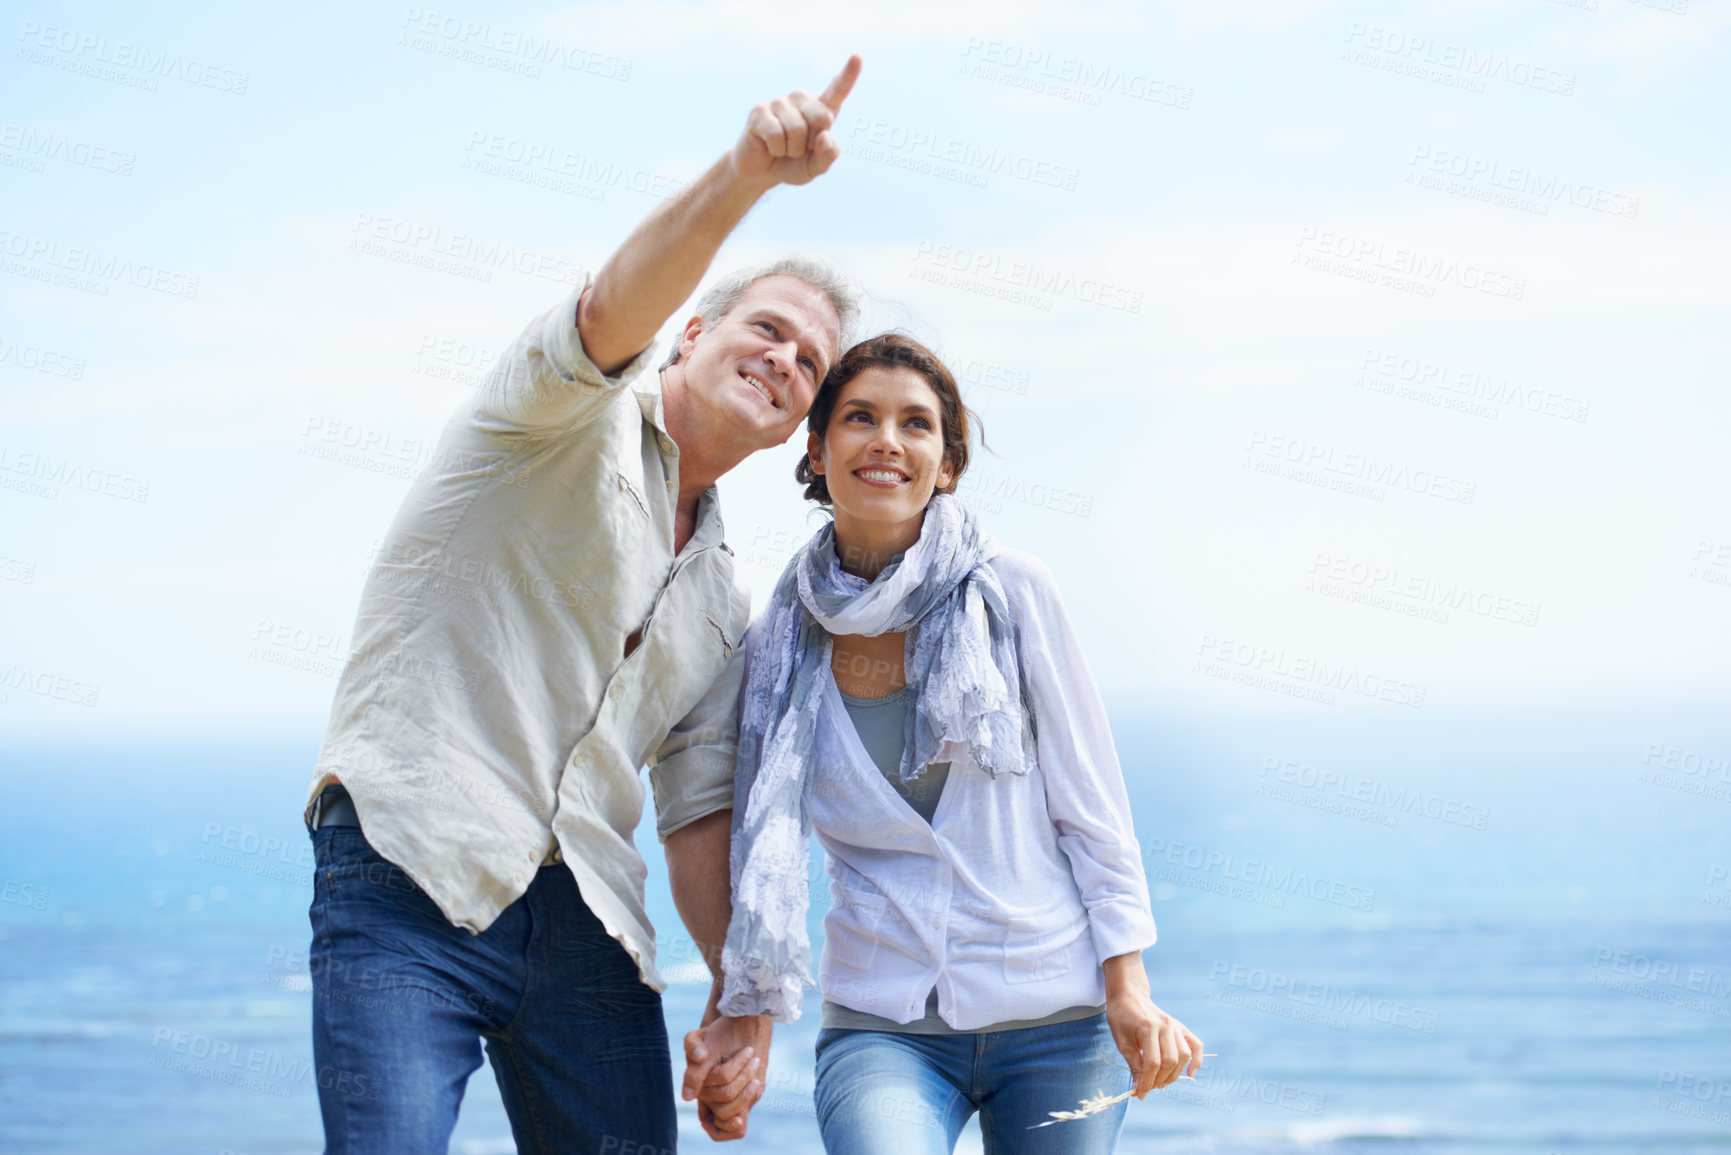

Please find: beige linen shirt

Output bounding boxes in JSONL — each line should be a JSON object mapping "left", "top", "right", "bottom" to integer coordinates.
{"left": 305, "top": 278, "right": 749, "bottom": 991}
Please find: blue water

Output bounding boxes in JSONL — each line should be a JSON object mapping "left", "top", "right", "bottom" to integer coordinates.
{"left": 2, "top": 707, "right": 1727, "bottom": 1153}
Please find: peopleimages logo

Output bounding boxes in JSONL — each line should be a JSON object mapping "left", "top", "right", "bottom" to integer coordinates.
{"left": 910, "top": 242, "right": 1143, "bottom": 313}
{"left": 1587, "top": 947, "right": 1731, "bottom": 1016}
{"left": 347, "top": 213, "right": 584, "bottom": 287}
{"left": 0, "top": 335, "right": 85, "bottom": 379}
{"left": 957, "top": 38, "right": 1192, "bottom": 110}
{"left": 1144, "top": 835, "right": 1378, "bottom": 911}
{"left": 0, "top": 228, "right": 200, "bottom": 299}
{"left": 1244, "top": 430, "right": 1477, "bottom": 505}
{"left": 1307, "top": 552, "right": 1540, "bottom": 628}
{"left": 1194, "top": 632, "right": 1428, "bottom": 710}
{"left": 398, "top": 8, "right": 632, "bottom": 81}
{"left": 1407, "top": 146, "right": 1639, "bottom": 220}
{"left": 0, "top": 124, "right": 135, "bottom": 175}
{"left": 847, "top": 116, "right": 1081, "bottom": 191}
{"left": 1293, "top": 228, "right": 1525, "bottom": 300}
{"left": 1207, "top": 960, "right": 1441, "bottom": 1033}
{"left": 1258, "top": 757, "right": 1491, "bottom": 830}
{"left": 1343, "top": 24, "right": 1575, "bottom": 96}
{"left": 15, "top": 21, "right": 250, "bottom": 94}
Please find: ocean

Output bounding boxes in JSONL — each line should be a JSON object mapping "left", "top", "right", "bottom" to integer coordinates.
{"left": 2, "top": 704, "right": 1726, "bottom": 1153}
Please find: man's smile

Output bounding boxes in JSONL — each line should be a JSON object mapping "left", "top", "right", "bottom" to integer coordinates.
{"left": 739, "top": 370, "right": 780, "bottom": 409}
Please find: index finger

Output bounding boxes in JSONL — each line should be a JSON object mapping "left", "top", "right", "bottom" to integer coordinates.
{"left": 1133, "top": 1023, "right": 1158, "bottom": 1096}
{"left": 818, "top": 54, "right": 862, "bottom": 112}
{"left": 682, "top": 1031, "right": 720, "bottom": 1101}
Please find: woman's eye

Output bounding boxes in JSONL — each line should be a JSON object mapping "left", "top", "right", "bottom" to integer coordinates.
{"left": 908, "top": 417, "right": 932, "bottom": 430}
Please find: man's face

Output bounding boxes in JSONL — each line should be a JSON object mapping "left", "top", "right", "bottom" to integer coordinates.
{"left": 673, "top": 275, "right": 841, "bottom": 452}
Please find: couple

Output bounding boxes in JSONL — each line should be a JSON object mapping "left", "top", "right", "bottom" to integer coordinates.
{"left": 302, "top": 56, "right": 1199, "bottom": 1155}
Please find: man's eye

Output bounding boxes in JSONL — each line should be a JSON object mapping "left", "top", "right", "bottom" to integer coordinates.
{"left": 800, "top": 358, "right": 816, "bottom": 374}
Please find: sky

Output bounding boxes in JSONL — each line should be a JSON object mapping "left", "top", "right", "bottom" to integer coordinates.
{"left": 3, "top": 0, "right": 1729, "bottom": 741}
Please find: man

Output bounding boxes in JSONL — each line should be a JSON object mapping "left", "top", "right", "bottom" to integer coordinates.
{"left": 303, "top": 56, "right": 862, "bottom": 1152}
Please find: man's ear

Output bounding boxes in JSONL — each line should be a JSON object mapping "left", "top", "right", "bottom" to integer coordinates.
{"left": 806, "top": 431, "right": 826, "bottom": 475}
{"left": 678, "top": 315, "right": 705, "bottom": 361}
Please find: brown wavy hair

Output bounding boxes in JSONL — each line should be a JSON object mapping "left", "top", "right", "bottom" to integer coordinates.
{"left": 795, "top": 333, "right": 982, "bottom": 505}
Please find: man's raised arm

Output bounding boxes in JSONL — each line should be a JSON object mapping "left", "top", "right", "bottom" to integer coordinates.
{"left": 577, "top": 55, "right": 862, "bottom": 375}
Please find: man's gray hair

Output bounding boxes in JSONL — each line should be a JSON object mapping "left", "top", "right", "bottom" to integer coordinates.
{"left": 661, "top": 255, "right": 859, "bottom": 371}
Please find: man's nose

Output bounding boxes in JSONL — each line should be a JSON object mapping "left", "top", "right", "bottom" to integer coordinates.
{"left": 763, "top": 339, "right": 798, "bottom": 381}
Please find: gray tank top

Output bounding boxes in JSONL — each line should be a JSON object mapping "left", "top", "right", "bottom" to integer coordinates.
{"left": 824, "top": 688, "right": 1103, "bottom": 1036}
{"left": 838, "top": 687, "right": 948, "bottom": 823}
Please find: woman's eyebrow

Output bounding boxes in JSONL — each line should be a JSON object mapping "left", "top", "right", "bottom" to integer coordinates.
{"left": 840, "top": 397, "right": 937, "bottom": 418}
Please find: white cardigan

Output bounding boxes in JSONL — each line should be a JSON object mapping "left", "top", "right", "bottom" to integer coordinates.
{"left": 801, "top": 548, "right": 1157, "bottom": 1030}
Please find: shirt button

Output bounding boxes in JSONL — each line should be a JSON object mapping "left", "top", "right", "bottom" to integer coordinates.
{"left": 609, "top": 683, "right": 622, "bottom": 698}
{"left": 658, "top": 435, "right": 674, "bottom": 454}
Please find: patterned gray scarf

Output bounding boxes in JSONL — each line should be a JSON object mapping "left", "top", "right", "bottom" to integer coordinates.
{"left": 719, "top": 494, "right": 1036, "bottom": 1022}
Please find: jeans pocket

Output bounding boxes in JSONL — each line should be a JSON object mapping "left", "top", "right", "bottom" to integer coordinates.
{"left": 314, "top": 827, "right": 425, "bottom": 906}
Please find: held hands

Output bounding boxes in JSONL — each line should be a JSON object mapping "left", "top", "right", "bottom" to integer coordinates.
{"left": 731, "top": 55, "right": 862, "bottom": 191}
{"left": 1103, "top": 953, "right": 1204, "bottom": 1097}
{"left": 681, "top": 1010, "right": 773, "bottom": 1141}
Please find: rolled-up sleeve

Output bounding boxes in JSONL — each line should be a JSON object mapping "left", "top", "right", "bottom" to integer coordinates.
{"left": 1000, "top": 552, "right": 1158, "bottom": 964}
{"left": 471, "top": 274, "right": 655, "bottom": 435}
{"left": 649, "top": 643, "right": 746, "bottom": 840}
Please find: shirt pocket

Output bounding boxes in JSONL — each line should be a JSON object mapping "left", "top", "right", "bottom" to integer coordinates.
{"left": 700, "top": 611, "right": 735, "bottom": 658}
{"left": 618, "top": 552, "right": 737, "bottom": 767}
{"left": 613, "top": 470, "right": 651, "bottom": 521}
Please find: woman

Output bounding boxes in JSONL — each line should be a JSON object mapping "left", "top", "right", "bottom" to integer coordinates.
{"left": 712, "top": 333, "right": 1201, "bottom": 1153}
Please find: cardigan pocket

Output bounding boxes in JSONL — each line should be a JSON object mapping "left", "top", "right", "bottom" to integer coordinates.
{"left": 825, "top": 885, "right": 891, "bottom": 970}
{"left": 1003, "top": 923, "right": 1076, "bottom": 985}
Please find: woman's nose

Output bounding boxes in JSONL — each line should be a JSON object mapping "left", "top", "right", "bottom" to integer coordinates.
{"left": 866, "top": 424, "right": 902, "bottom": 454}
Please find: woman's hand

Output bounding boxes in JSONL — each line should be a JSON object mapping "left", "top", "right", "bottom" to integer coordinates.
{"left": 681, "top": 994, "right": 772, "bottom": 1141}
{"left": 1102, "top": 952, "right": 1203, "bottom": 1098}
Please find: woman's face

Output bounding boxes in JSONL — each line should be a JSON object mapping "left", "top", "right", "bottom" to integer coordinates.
{"left": 808, "top": 365, "right": 955, "bottom": 545}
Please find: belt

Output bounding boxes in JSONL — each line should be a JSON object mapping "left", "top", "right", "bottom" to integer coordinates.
{"left": 312, "top": 784, "right": 563, "bottom": 865}
{"left": 310, "top": 783, "right": 360, "bottom": 828}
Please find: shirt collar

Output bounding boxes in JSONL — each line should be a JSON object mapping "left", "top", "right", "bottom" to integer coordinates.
{"left": 689, "top": 485, "right": 726, "bottom": 552}
{"left": 636, "top": 374, "right": 727, "bottom": 551}
{"left": 636, "top": 379, "right": 670, "bottom": 436}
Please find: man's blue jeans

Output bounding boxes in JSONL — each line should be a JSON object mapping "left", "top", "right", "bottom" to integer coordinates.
{"left": 813, "top": 1015, "right": 1130, "bottom": 1154}
{"left": 307, "top": 825, "right": 676, "bottom": 1155}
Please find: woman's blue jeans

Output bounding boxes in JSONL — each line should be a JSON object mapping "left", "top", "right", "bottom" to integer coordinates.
{"left": 813, "top": 1015, "right": 1131, "bottom": 1154}
{"left": 307, "top": 825, "right": 676, "bottom": 1155}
